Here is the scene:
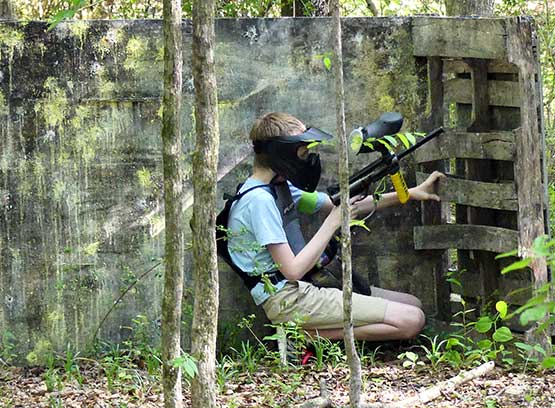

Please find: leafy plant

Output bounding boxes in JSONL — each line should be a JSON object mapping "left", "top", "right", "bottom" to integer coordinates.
{"left": 63, "top": 344, "right": 83, "bottom": 384}
{"left": 171, "top": 352, "right": 198, "bottom": 383}
{"left": 397, "top": 351, "right": 424, "bottom": 370}
{"left": 216, "top": 354, "right": 239, "bottom": 392}
{"left": 310, "top": 334, "right": 345, "bottom": 369}
{"left": 0, "top": 331, "right": 17, "bottom": 365}
{"left": 43, "top": 354, "right": 63, "bottom": 393}
{"left": 265, "top": 318, "right": 310, "bottom": 365}
{"left": 230, "top": 340, "right": 265, "bottom": 374}
{"left": 358, "top": 342, "right": 382, "bottom": 368}
{"left": 418, "top": 334, "right": 448, "bottom": 370}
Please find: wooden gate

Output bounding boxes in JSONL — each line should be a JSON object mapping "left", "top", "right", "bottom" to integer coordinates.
{"left": 409, "top": 17, "right": 550, "bottom": 326}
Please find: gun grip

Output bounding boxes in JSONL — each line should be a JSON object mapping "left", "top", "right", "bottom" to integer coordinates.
{"left": 390, "top": 172, "right": 409, "bottom": 204}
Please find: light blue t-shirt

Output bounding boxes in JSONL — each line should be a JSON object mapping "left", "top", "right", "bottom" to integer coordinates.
{"left": 228, "top": 177, "right": 328, "bottom": 305}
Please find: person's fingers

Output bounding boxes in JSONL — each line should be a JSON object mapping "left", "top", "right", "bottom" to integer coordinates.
{"left": 349, "top": 194, "right": 365, "bottom": 204}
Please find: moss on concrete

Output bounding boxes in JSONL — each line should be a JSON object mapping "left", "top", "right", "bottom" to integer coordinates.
{"left": 25, "top": 339, "right": 53, "bottom": 366}
{"left": 123, "top": 36, "right": 149, "bottom": 76}
{"left": 0, "top": 26, "right": 23, "bottom": 61}
{"left": 0, "top": 91, "right": 8, "bottom": 116}
{"left": 34, "top": 77, "right": 69, "bottom": 129}
{"left": 69, "top": 20, "right": 89, "bottom": 48}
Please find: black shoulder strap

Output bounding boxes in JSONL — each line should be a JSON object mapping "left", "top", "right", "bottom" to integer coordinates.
{"left": 216, "top": 183, "right": 278, "bottom": 290}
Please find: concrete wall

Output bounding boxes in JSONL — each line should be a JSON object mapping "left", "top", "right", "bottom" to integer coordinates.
{"left": 0, "top": 17, "right": 436, "bottom": 362}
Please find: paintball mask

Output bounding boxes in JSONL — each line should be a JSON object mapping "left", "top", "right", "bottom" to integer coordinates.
{"left": 253, "top": 127, "right": 333, "bottom": 192}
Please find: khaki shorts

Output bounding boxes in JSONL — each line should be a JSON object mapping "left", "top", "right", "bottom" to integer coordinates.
{"left": 262, "top": 280, "right": 388, "bottom": 329}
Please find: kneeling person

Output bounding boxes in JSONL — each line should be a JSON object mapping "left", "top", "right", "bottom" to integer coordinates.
{"left": 227, "top": 112, "right": 444, "bottom": 341}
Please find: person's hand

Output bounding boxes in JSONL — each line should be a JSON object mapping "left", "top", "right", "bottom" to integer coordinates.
{"left": 409, "top": 171, "right": 446, "bottom": 202}
{"left": 349, "top": 194, "right": 365, "bottom": 219}
{"left": 326, "top": 194, "right": 364, "bottom": 229}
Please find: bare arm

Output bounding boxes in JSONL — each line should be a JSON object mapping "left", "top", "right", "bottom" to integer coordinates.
{"left": 350, "top": 170, "right": 446, "bottom": 214}
{"left": 267, "top": 205, "right": 341, "bottom": 281}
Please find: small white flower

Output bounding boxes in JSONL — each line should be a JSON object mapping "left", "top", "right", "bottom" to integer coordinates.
{"left": 450, "top": 293, "right": 463, "bottom": 303}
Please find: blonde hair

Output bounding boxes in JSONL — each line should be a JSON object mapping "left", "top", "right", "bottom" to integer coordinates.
{"left": 249, "top": 112, "right": 305, "bottom": 168}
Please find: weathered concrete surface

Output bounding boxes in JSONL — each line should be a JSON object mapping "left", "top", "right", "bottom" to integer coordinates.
{"left": 0, "top": 17, "right": 487, "bottom": 361}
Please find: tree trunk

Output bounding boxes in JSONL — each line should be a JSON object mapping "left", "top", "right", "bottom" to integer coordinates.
{"left": 281, "top": 0, "right": 328, "bottom": 16}
{"left": 160, "top": 0, "right": 184, "bottom": 407}
{"left": 330, "top": 1, "right": 362, "bottom": 406}
{"left": 365, "top": 0, "right": 379, "bottom": 16}
{"left": 445, "top": 0, "right": 494, "bottom": 16}
{"left": 190, "top": 0, "right": 220, "bottom": 407}
{"left": 0, "top": 0, "right": 15, "bottom": 19}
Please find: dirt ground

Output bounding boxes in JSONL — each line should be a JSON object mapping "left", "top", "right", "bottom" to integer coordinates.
{"left": 1, "top": 360, "right": 555, "bottom": 408}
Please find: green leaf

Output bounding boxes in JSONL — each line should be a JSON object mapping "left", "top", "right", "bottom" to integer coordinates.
{"left": 405, "top": 351, "right": 418, "bottom": 362}
{"left": 48, "top": 9, "right": 77, "bottom": 31}
{"left": 501, "top": 258, "right": 531, "bottom": 274}
{"left": 396, "top": 133, "right": 411, "bottom": 149}
{"left": 541, "top": 356, "right": 555, "bottom": 369}
{"left": 404, "top": 132, "right": 416, "bottom": 146}
{"left": 514, "top": 342, "right": 533, "bottom": 352}
{"left": 496, "top": 301, "right": 508, "bottom": 319}
{"left": 446, "top": 277, "right": 462, "bottom": 288}
{"left": 349, "top": 219, "right": 369, "bottom": 231}
{"left": 478, "top": 339, "right": 493, "bottom": 350}
{"left": 171, "top": 354, "right": 198, "bottom": 379}
{"left": 446, "top": 338, "right": 463, "bottom": 349}
{"left": 495, "top": 249, "right": 518, "bottom": 259}
{"left": 261, "top": 274, "right": 277, "bottom": 296}
{"left": 492, "top": 327, "right": 513, "bottom": 343}
{"left": 383, "top": 135, "right": 399, "bottom": 148}
{"left": 263, "top": 333, "right": 282, "bottom": 341}
{"left": 532, "top": 235, "right": 551, "bottom": 257}
{"left": 323, "top": 56, "right": 332, "bottom": 71}
{"left": 475, "top": 316, "right": 493, "bottom": 333}
{"left": 376, "top": 138, "right": 393, "bottom": 152}
{"left": 350, "top": 219, "right": 370, "bottom": 231}
{"left": 444, "top": 350, "right": 462, "bottom": 367}
{"left": 183, "top": 359, "right": 198, "bottom": 379}
{"left": 534, "top": 344, "right": 547, "bottom": 356}
{"left": 520, "top": 305, "right": 548, "bottom": 325}
{"left": 537, "top": 315, "right": 555, "bottom": 333}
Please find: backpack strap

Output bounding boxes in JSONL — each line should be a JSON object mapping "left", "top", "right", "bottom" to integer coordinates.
{"left": 216, "top": 183, "right": 284, "bottom": 290}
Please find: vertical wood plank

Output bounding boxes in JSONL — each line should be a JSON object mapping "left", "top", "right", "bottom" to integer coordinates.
{"left": 506, "top": 18, "right": 548, "bottom": 284}
{"left": 422, "top": 56, "right": 451, "bottom": 321}
{"left": 464, "top": 58, "right": 500, "bottom": 306}
{"left": 506, "top": 17, "right": 550, "bottom": 342}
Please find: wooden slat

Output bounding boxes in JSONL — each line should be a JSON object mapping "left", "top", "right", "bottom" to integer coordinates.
{"left": 414, "top": 130, "right": 516, "bottom": 162}
{"left": 416, "top": 172, "right": 517, "bottom": 211}
{"left": 444, "top": 59, "right": 519, "bottom": 74}
{"left": 412, "top": 18, "right": 507, "bottom": 59}
{"left": 414, "top": 225, "right": 519, "bottom": 253}
{"left": 444, "top": 78, "right": 520, "bottom": 107}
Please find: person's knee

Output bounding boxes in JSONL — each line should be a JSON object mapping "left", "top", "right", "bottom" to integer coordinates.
{"left": 397, "top": 306, "right": 425, "bottom": 340}
{"left": 405, "top": 294, "right": 423, "bottom": 310}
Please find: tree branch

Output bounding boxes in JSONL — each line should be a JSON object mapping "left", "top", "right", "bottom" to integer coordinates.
{"left": 365, "top": 0, "right": 379, "bottom": 16}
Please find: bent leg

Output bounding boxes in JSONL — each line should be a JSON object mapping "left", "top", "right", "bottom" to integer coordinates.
{"left": 305, "top": 301, "right": 425, "bottom": 342}
{"left": 371, "top": 286, "right": 423, "bottom": 309}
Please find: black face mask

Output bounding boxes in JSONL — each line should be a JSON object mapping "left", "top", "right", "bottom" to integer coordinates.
{"left": 253, "top": 128, "right": 333, "bottom": 192}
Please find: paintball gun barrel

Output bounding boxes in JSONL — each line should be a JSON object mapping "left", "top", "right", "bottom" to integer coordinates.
{"left": 327, "top": 112, "right": 444, "bottom": 205}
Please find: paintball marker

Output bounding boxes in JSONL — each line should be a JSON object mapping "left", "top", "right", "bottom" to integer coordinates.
{"left": 327, "top": 112, "right": 444, "bottom": 205}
